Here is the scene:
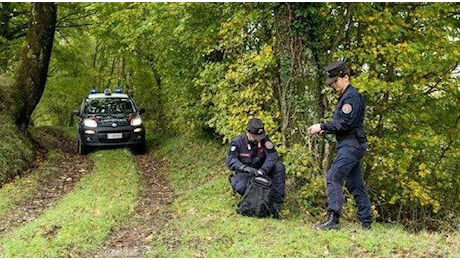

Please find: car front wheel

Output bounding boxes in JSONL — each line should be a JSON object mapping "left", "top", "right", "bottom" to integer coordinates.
{"left": 131, "top": 142, "right": 146, "bottom": 155}
{"left": 78, "top": 139, "right": 89, "bottom": 155}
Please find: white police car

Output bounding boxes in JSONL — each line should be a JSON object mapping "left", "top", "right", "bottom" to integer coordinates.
{"left": 73, "top": 87, "right": 146, "bottom": 155}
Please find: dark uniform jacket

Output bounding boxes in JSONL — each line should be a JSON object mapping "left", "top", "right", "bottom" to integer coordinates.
{"left": 226, "top": 134, "right": 278, "bottom": 175}
{"left": 320, "top": 85, "right": 367, "bottom": 143}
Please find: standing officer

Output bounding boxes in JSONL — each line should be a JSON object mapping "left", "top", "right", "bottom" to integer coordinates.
{"left": 308, "top": 60, "right": 372, "bottom": 230}
{"left": 227, "top": 117, "right": 286, "bottom": 218}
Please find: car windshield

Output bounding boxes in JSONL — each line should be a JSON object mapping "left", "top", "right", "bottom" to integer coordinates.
{"left": 83, "top": 97, "right": 135, "bottom": 115}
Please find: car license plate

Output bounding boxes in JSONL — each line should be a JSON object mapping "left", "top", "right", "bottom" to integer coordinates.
{"left": 107, "top": 133, "right": 122, "bottom": 139}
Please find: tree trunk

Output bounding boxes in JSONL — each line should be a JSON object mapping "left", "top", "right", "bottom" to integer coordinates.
{"left": 273, "top": 3, "right": 309, "bottom": 147}
{"left": 147, "top": 55, "right": 164, "bottom": 129}
{"left": 14, "top": 2, "right": 57, "bottom": 131}
{"left": 0, "top": 2, "right": 11, "bottom": 71}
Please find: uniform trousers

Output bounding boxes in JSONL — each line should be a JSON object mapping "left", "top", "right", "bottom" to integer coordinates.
{"left": 327, "top": 138, "right": 372, "bottom": 224}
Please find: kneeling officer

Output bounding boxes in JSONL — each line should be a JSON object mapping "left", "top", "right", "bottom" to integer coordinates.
{"left": 226, "top": 117, "right": 286, "bottom": 217}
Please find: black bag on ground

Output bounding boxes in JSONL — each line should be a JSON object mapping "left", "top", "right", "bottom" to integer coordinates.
{"left": 237, "top": 176, "right": 273, "bottom": 218}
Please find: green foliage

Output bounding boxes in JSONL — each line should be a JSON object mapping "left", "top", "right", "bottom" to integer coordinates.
{"left": 34, "top": 3, "right": 159, "bottom": 127}
{"left": 331, "top": 2, "right": 460, "bottom": 230}
{"left": 196, "top": 4, "right": 281, "bottom": 143}
{"left": 282, "top": 143, "right": 326, "bottom": 217}
{"left": 33, "top": 77, "right": 94, "bottom": 127}
{"left": 146, "top": 2, "right": 225, "bottom": 135}
{"left": 197, "top": 44, "right": 279, "bottom": 142}
{"left": 273, "top": 3, "right": 327, "bottom": 144}
{"left": 267, "top": 2, "right": 460, "bottom": 231}
{"left": 0, "top": 3, "right": 30, "bottom": 74}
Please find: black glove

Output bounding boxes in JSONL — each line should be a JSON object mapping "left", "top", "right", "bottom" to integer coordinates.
{"left": 237, "top": 165, "right": 247, "bottom": 172}
{"left": 241, "top": 165, "right": 258, "bottom": 176}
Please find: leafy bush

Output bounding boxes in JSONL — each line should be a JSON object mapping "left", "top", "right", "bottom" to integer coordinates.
{"left": 195, "top": 5, "right": 281, "bottom": 143}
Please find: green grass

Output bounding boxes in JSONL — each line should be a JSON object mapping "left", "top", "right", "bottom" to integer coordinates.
{"left": 0, "top": 130, "right": 458, "bottom": 257}
{"left": 0, "top": 151, "right": 62, "bottom": 218}
{"left": 148, "top": 134, "right": 460, "bottom": 258}
{"left": 0, "top": 149, "right": 140, "bottom": 257}
{"left": 0, "top": 114, "right": 34, "bottom": 183}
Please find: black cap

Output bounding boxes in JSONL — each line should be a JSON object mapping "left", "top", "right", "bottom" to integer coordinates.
{"left": 325, "top": 60, "right": 349, "bottom": 84}
{"left": 247, "top": 118, "right": 266, "bottom": 139}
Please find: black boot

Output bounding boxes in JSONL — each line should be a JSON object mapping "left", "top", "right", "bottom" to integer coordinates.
{"left": 270, "top": 202, "right": 282, "bottom": 219}
{"left": 361, "top": 222, "right": 371, "bottom": 230}
{"left": 228, "top": 173, "right": 234, "bottom": 184}
{"left": 314, "top": 211, "right": 340, "bottom": 230}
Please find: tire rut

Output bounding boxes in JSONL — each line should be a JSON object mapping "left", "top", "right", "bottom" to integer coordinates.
{"left": 90, "top": 152, "right": 174, "bottom": 258}
{"left": 1, "top": 127, "right": 174, "bottom": 257}
{"left": 0, "top": 127, "right": 93, "bottom": 235}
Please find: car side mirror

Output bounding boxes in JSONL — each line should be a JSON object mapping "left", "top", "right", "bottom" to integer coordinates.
{"left": 73, "top": 109, "right": 81, "bottom": 116}
{"left": 138, "top": 108, "right": 145, "bottom": 115}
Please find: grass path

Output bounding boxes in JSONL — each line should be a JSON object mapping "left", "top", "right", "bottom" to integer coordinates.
{"left": 0, "top": 150, "right": 92, "bottom": 235}
{"left": 0, "top": 149, "right": 139, "bottom": 257}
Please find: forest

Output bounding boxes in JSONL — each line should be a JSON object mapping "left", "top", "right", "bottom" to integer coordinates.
{"left": 0, "top": 2, "right": 459, "bottom": 232}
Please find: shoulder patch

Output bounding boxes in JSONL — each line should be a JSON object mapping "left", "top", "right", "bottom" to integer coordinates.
{"left": 264, "top": 141, "right": 274, "bottom": 149}
{"left": 342, "top": 103, "right": 353, "bottom": 114}
{"left": 230, "top": 145, "right": 237, "bottom": 152}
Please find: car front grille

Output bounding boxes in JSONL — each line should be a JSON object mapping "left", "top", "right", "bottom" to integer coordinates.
{"left": 97, "top": 130, "right": 132, "bottom": 143}
{"left": 98, "top": 120, "right": 130, "bottom": 127}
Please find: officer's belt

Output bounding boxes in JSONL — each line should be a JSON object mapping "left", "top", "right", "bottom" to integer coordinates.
{"left": 337, "top": 126, "right": 366, "bottom": 143}
{"left": 336, "top": 134, "right": 356, "bottom": 142}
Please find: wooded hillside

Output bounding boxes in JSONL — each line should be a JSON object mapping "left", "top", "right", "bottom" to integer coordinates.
{"left": 0, "top": 2, "right": 458, "bottom": 231}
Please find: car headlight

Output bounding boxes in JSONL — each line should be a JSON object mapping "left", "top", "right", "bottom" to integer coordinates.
{"left": 131, "top": 117, "right": 142, "bottom": 126}
{"left": 83, "top": 118, "right": 98, "bottom": 128}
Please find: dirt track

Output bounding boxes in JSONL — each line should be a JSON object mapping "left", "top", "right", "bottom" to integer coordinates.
{"left": 94, "top": 151, "right": 173, "bottom": 257}
{"left": 0, "top": 127, "right": 173, "bottom": 257}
